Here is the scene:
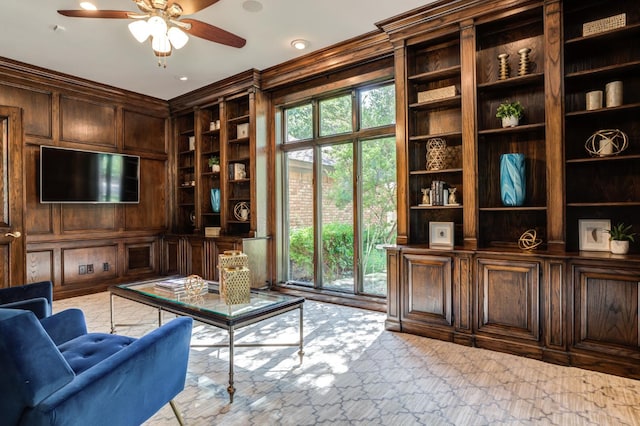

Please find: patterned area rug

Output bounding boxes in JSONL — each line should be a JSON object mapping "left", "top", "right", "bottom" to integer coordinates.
{"left": 53, "top": 292, "right": 640, "bottom": 425}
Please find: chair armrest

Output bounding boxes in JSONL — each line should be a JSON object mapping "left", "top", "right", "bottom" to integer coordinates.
{"left": 25, "top": 317, "right": 193, "bottom": 426}
{"left": 40, "top": 309, "right": 88, "bottom": 346}
{"left": 0, "top": 297, "right": 50, "bottom": 320}
{"left": 0, "top": 281, "right": 53, "bottom": 319}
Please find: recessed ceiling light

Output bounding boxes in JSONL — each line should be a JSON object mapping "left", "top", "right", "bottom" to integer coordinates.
{"left": 291, "top": 39, "right": 310, "bottom": 50}
{"left": 177, "top": 76, "right": 188, "bottom": 81}
{"left": 80, "top": 2, "right": 97, "bottom": 11}
{"left": 242, "top": 0, "right": 263, "bottom": 12}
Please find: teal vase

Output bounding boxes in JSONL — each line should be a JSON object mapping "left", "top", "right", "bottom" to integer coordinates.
{"left": 500, "top": 153, "right": 525, "bottom": 206}
{"left": 210, "top": 188, "right": 220, "bottom": 212}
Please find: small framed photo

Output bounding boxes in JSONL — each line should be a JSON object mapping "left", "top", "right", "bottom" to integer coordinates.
{"left": 578, "top": 219, "right": 611, "bottom": 251}
{"left": 429, "top": 221, "right": 454, "bottom": 250}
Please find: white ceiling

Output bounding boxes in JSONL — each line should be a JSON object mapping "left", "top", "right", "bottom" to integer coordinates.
{"left": 1, "top": 0, "right": 435, "bottom": 100}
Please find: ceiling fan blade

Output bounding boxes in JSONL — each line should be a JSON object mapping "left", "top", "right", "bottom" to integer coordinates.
{"left": 57, "top": 10, "right": 133, "bottom": 19}
{"left": 170, "top": 0, "right": 220, "bottom": 16}
{"left": 181, "top": 19, "right": 246, "bottom": 48}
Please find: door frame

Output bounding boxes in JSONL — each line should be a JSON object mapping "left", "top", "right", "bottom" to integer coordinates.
{"left": 0, "top": 105, "right": 26, "bottom": 287}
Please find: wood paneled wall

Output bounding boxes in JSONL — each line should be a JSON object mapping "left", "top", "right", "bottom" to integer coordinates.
{"left": 0, "top": 57, "right": 170, "bottom": 298}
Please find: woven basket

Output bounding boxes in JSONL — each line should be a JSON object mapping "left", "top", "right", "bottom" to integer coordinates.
{"left": 221, "top": 267, "right": 251, "bottom": 305}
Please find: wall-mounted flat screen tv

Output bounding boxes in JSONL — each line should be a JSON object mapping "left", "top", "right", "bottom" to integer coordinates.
{"left": 40, "top": 146, "right": 140, "bottom": 204}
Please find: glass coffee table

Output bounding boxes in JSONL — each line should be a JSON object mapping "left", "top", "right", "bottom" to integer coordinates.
{"left": 109, "top": 277, "right": 305, "bottom": 403}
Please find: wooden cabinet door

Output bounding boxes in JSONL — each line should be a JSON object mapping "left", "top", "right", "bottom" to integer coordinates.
{"left": 477, "top": 257, "right": 540, "bottom": 342}
{"left": 0, "top": 106, "right": 25, "bottom": 288}
{"left": 402, "top": 253, "right": 452, "bottom": 327}
{"left": 573, "top": 264, "right": 640, "bottom": 359}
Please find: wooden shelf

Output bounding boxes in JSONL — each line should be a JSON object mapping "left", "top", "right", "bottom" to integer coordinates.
{"left": 410, "top": 204, "right": 462, "bottom": 210}
{"left": 408, "top": 65, "right": 461, "bottom": 82}
{"left": 567, "top": 202, "right": 640, "bottom": 207}
{"left": 565, "top": 23, "right": 640, "bottom": 46}
{"left": 228, "top": 137, "right": 250, "bottom": 144}
{"left": 410, "top": 168, "right": 463, "bottom": 175}
{"left": 410, "top": 131, "right": 462, "bottom": 142}
{"left": 480, "top": 206, "right": 547, "bottom": 212}
{"left": 477, "top": 73, "right": 544, "bottom": 91}
{"left": 227, "top": 114, "right": 250, "bottom": 123}
{"left": 478, "top": 123, "right": 545, "bottom": 135}
{"left": 565, "top": 102, "right": 640, "bottom": 117}
{"left": 565, "top": 60, "right": 640, "bottom": 80}
{"left": 409, "top": 95, "right": 461, "bottom": 110}
{"left": 566, "top": 154, "right": 640, "bottom": 164}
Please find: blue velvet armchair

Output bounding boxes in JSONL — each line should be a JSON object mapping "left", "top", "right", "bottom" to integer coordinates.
{"left": 0, "top": 307, "right": 193, "bottom": 426}
{"left": 0, "top": 281, "right": 53, "bottom": 319}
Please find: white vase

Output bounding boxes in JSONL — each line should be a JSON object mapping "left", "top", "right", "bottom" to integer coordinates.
{"left": 501, "top": 116, "right": 519, "bottom": 128}
{"left": 610, "top": 240, "right": 629, "bottom": 255}
{"left": 211, "top": 164, "right": 220, "bottom": 173}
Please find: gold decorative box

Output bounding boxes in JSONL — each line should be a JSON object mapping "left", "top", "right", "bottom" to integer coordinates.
{"left": 218, "top": 250, "right": 248, "bottom": 268}
{"left": 582, "top": 13, "right": 626, "bottom": 36}
{"left": 417, "top": 85, "right": 457, "bottom": 103}
{"left": 221, "top": 266, "right": 251, "bottom": 305}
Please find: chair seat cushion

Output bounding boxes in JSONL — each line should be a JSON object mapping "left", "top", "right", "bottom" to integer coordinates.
{"left": 58, "top": 333, "right": 136, "bottom": 375}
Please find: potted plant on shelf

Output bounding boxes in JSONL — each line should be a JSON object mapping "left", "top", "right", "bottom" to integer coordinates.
{"left": 606, "top": 222, "right": 635, "bottom": 254}
{"left": 208, "top": 156, "right": 220, "bottom": 173}
{"left": 496, "top": 100, "right": 524, "bottom": 128}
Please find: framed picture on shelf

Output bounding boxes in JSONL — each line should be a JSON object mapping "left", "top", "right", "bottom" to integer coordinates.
{"left": 429, "top": 222, "right": 454, "bottom": 250}
{"left": 578, "top": 219, "right": 611, "bottom": 252}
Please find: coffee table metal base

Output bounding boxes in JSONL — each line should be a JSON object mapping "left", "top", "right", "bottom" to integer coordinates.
{"left": 110, "top": 290, "right": 304, "bottom": 403}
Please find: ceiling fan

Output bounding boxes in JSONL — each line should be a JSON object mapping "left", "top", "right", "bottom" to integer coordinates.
{"left": 58, "top": 0, "right": 246, "bottom": 66}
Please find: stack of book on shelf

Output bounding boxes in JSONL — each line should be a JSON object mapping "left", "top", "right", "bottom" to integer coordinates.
{"left": 154, "top": 278, "right": 207, "bottom": 298}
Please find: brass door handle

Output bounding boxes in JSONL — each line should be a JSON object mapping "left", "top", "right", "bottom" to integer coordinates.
{"left": 4, "top": 231, "right": 21, "bottom": 238}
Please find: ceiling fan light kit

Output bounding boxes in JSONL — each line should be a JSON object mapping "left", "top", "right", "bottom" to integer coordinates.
{"left": 58, "top": 0, "right": 246, "bottom": 68}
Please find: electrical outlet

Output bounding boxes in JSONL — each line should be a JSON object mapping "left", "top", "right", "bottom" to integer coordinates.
{"left": 86, "top": 264, "right": 94, "bottom": 274}
{"left": 103, "top": 262, "right": 109, "bottom": 272}
{"left": 79, "top": 265, "right": 86, "bottom": 275}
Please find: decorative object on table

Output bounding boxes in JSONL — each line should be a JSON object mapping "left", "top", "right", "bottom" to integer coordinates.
{"left": 605, "top": 222, "right": 635, "bottom": 255}
{"left": 219, "top": 250, "right": 248, "bottom": 268}
{"left": 184, "top": 274, "right": 208, "bottom": 299}
{"left": 417, "top": 85, "right": 457, "bottom": 103}
{"left": 426, "top": 137, "right": 447, "bottom": 170}
{"left": 448, "top": 187, "right": 459, "bottom": 206}
{"left": 234, "top": 201, "right": 250, "bottom": 221}
{"left": 208, "top": 156, "right": 220, "bottom": 173}
{"left": 582, "top": 13, "right": 626, "bottom": 37}
{"left": 210, "top": 188, "right": 221, "bottom": 212}
{"left": 236, "top": 122, "right": 249, "bottom": 139}
{"left": 517, "top": 48, "right": 531, "bottom": 76}
{"left": 605, "top": 81, "right": 623, "bottom": 107}
{"left": 229, "top": 163, "right": 246, "bottom": 180}
{"left": 420, "top": 188, "right": 431, "bottom": 206}
{"left": 585, "top": 90, "right": 603, "bottom": 110}
{"left": 500, "top": 153, "right": 526, "bottom": 207}
{"left": 578, "top": 219, "right": 611, "bottom": 252}
{"left": 429, "top": 221, "right": 454, "bottom": 250}
{"left": 154, "top": 277, "right": 206, "bottom": 298}
{"left": 518, "top": 229, "right": 542, "bottom": 251}
{"left": 221, "top": 266, "right": 251, "bottom": 305}
{"left": 497, "top": 53, "right": 510, "bottom": 80}
{"left": 496, "top": 100, "right": 524, "bottom": 128}
{"left": 218, "top": 250, "right": 250, "bottom": 304}
{"left": 585, "top": 129, "right": 628, "bottom": 157}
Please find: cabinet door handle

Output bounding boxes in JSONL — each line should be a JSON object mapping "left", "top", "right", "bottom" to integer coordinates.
{"left": 4, "top": 231, "right": 21, "bottom": 238}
